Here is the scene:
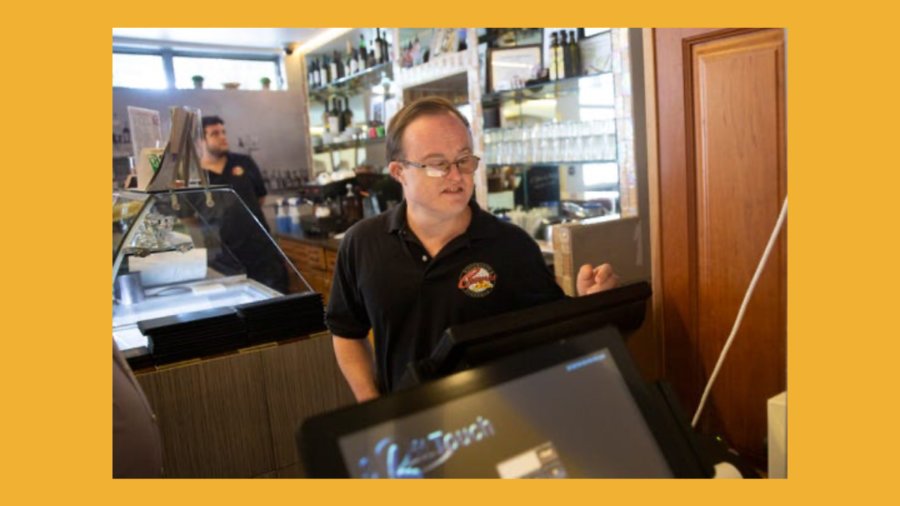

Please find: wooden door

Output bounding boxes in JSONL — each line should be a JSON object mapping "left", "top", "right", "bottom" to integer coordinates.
{"left": 654, "top": 28, "right": 787, "bottom": 467}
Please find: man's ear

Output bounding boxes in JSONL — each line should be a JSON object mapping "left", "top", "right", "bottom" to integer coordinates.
{"left": 389, "top": 161, "right": 405, "bottom": 185}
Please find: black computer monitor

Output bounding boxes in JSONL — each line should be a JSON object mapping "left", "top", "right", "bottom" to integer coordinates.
{"left": 297, "top": 324, "right": 711, "bottom": 478}
{"left": 398, "top": 281, "right": 651, "bottom": 388}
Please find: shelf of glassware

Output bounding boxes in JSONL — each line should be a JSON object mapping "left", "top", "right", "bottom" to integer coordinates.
{"left": 308, "top": 62, "right": 393, "bottom": 102}
{"left": 482, "top": 119, "right": 618, "bottom": 167}
{"left": 394, "top": 50, "right": 472, "bottom": 90}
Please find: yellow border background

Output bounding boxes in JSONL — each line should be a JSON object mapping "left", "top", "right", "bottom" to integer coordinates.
{"left": 4, "top": 0, "right": 898, "bottom": 504}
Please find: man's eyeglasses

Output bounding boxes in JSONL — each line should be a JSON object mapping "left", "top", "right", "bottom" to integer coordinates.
{"left": 397, "top": 155, "right": 481, "bottom": 178}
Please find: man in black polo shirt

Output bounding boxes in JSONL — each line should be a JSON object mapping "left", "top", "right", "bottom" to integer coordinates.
{"left": 327, "top": 97, "right": 618, "bottom": 401}
{"left": 201, "top": 116, "right": 287, "bottom": 293}
{"left": 201, "top": 116, "right": 268, "bottom": 225}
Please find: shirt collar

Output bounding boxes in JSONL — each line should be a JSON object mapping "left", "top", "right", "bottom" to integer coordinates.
{"left": 385, "top": 199, "right": 496, "bottom": 240}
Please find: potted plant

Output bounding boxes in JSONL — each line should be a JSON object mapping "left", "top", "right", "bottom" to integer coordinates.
{"left": 260, "top": 77, "right": 272, "bottom": 90}
{"left": 192, "top": 75, "right": 204, "bottom": 89}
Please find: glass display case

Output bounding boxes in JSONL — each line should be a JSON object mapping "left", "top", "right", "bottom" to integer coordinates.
{"left": 113, "top": 187, "right": 325, "bottom": 367}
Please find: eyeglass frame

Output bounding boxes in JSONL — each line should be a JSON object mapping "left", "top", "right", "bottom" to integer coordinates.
{"left": 396, "top": 155, "right": 482, "bottom": 178}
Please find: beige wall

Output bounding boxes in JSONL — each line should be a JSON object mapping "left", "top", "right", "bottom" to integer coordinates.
{"left": 113, "top": 86, "right": 311, "bottom": 177}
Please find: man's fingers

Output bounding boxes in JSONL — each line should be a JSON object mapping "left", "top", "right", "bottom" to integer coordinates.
{"left": 578, "top": 263, "right": 595, "bottom": 280}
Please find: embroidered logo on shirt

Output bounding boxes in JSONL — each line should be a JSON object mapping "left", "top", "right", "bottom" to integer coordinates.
{"left": 232, "top": 165, "right": 245, "bottom": 176}
{"left": 458, "top": 263, "right": 497, "bottom": 298}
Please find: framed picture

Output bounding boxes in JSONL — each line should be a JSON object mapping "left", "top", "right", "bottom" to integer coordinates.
{"left": 515, "top": 28, "right": 543, "bottom": 46}
{"left": 488, "top": 44, "right": 543, "bottom": 93}
{"left": 578, "top": 31, "right": 613, "bottom": 75}
{"left": 430, "top": 28, "right": 458, "bottom": 58}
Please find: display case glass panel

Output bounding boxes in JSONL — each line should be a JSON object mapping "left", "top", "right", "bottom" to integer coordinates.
{"left": 112, "top": 187, "right": 316, "bottom": 357}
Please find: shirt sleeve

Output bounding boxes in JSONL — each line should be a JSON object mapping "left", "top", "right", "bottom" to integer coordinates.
{"left": 325, "top": 232, "right": 371, "bottom": 339}
{"left": 515, "top": 232, "right": 566, "bottom": 308}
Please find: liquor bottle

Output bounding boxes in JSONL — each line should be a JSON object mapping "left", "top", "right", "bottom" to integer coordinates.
{"left": 333, "top": 50, "right": 343, "bottom": 79}
{"left": 314, "top": 58, "right": 322, "bottom": 87}
{"left": 349, "top": 48, "right": 359, "bottom": 75}
{"left": 380, "top": 30, "right": 390, "bottom": 62}
{"left": 314, "top": 57, "right": 321, "bottom": 85}
{"left": 373, "top": 30, "right": 383, "bottom": 64}
{"left": 568, "top": 30, "right": 581, "bottom": 77}
{"left": 321, "top": 55, "right": 330, "bottom": 84}
{"left": 359, "top": 33, "right": 367, "bottom": 56}
{"left": 554, "top": 31, "right": 566, "bottom": 79}
{"left": 334, "top": 98, "right": 344, "bottom": 132}
{"left": 343, "top": 183, "right": 362, "bottom": 224}
{"left": 308, "top": 59, "right": 316, "bottom": 87}
{"left": 328, "top": 98, "right": 341, "bottom": 134}
{"left": 357, "top": 43, "right": 367, "bottom": 71}
{"left": 366, "top": 47, "right": 376, "bottom": 68}
{"left": 322, "top": 98, "right": 337, "bottom": 134}
{"left": 549, "top": 32, "right": 559, "bottom": 80}
{"left": 341, "top": 96, "right": 354, "bottom": 133}
{"left": 560, "top": 31, "right": 571, "bottom": 78}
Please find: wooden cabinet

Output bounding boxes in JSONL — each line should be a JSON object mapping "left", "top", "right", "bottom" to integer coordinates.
{"left": 653, "top": 28, "right": 786, "bottom": 467}
{"left": 136, "top": 333, "right": 355, "bottom": 477}
{"left": 278, "top": 237, "right": 338, "bottom": 305}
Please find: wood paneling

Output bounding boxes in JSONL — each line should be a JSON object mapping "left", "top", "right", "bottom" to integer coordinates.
{"left": 654, "top": 28, "right": 786, "bottom": 466}
{"left": 260, "top": 333, "right": 355, "bottom": 470}
{"left": 278, "top": 238, "right": 336, "bottom": 304}
{"left": 137, "top": 351, "right": 275, "bottom": 478}
{"left": 136, "top": 334, "right": 355, "bottom": 478}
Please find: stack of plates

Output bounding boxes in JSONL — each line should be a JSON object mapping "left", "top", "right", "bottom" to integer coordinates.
{"left": 139, "top": 307, "right": 246, "bottom": 364}
{"left": 236, "top": 292, "right": 326, "bottom": 345}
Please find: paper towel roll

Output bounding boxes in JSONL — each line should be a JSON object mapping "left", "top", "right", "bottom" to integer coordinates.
{"left": 129, "top": 248, "right": 207, "bottom": 287}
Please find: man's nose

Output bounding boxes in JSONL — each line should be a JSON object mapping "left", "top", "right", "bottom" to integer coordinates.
{"left": 445, "top": 163, "right": 464, "bottom": 181}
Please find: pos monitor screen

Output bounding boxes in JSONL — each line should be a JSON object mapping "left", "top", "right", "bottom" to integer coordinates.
{"left": 298, "top": 324, "right": 710, "bottom": 478}
{"left": 399, "top": 281, "right": 651, "bottom": 387}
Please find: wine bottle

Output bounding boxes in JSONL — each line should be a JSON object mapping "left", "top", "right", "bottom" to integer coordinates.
{"left": 554, "top": 31, "right": 566, "bottom": 79}
{"left": 549, "top": 32, "right": 559, "bottom": 80}
{"left": 458, "top": 29, "right": 467, "bottom": 51}
{"left": 333, "top": 50, "right": 343, "bottom": 79}
{"left": 315, "top": 58, "right": 323, "bottom": 86}
{"left": 568, "top": 30, "right": 581, "bottom": 77}
{"left": 322, "top": 99, "right": 331, "bottom": 133}
{"left": 341, "top": 96, "right": 354, "bottom": 133}
{"left": 329, "top": 98, "right": 341, "bottom": 134}
{"left": 334, "top": 98, "right": 344, "bottom": 132}
{"left": 321, "top": 55, "right": 330, "bottom": 84}
{"left": 349, "top": 48, "right": 359, "bottom": 75}
{"left": 357, "top": 44, "right": 367, "bottom": 70}
{"left": 560, "top": 31, "right": 571, "bottom": 78}
{"left": 373, "top": 30, "right": 383, "bottom": 64}
{"left": 380, "top": 30, "right": 390, "bottom": 62}
{"left": 308, "top": 59, "right": 317, "bottom": 87}
{"left": 367, "top": 47, "right": 376, "bottom": 68}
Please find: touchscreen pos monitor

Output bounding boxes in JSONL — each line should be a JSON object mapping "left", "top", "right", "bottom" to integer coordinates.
{"left": 298, "top": 325, "right": 712, "bottom": 478}
{"left": 399, "top": 281, "right": 651, "bottom": 388}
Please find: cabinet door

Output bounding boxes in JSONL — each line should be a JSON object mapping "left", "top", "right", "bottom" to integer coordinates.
{"left": 654, "top": 28, "right": 787, "bottom": 467}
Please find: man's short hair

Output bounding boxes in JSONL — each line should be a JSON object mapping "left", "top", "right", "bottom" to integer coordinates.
{"left": 201, "top": 115, "right": 224, "bottom": 133}
{"left": 386, "top": 96, "right": 470, "bottom": 163}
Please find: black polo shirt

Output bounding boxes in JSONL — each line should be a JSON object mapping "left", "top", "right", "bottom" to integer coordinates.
{"left": 206, "top": 152, "right": 268, "bottom": 229}
{"left": 204, "top": 153, "right": 287, "bottom": 293}
{"left": 326, "top": 200, "right": 564, "bottom": 392}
